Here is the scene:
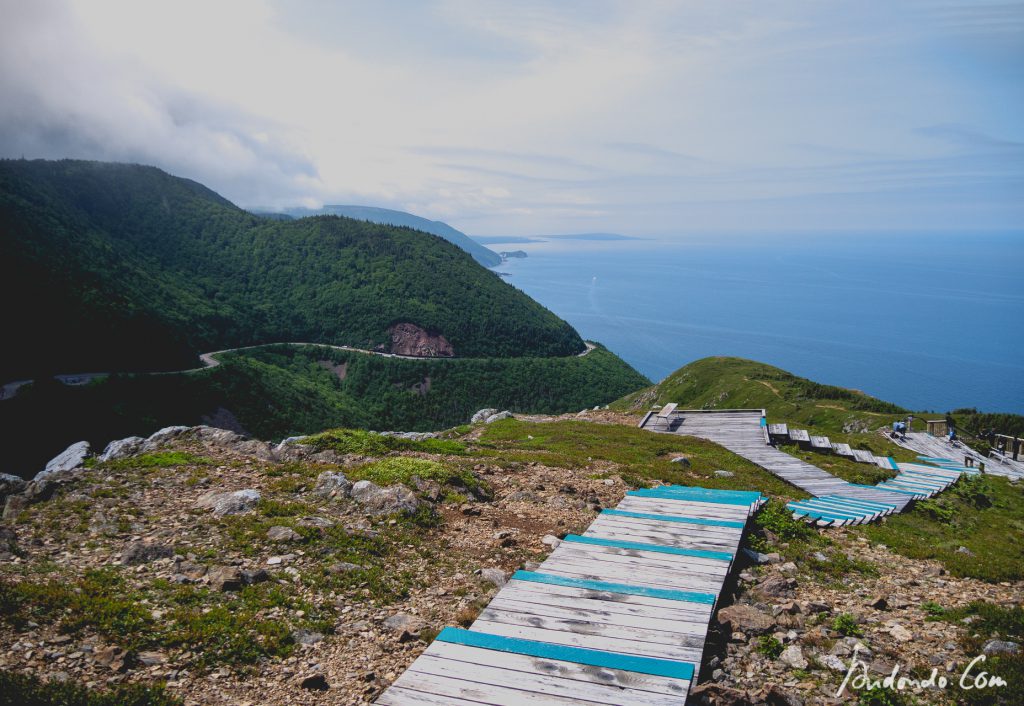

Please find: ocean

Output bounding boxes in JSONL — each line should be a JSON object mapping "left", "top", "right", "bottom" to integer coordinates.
{"left": 491, "top": 232, "right": 1024, "bottom": 414}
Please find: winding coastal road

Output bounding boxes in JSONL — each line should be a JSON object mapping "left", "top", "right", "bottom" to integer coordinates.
{"left": 0, "top": 341, "right": 597, "bottom": 401}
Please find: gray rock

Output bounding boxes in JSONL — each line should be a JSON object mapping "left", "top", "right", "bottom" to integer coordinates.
{"left": 297, "top": 673, "right": 329, "bottom": 690}
{"left": 120, "top": 541, "right": 174, "bottom": 565}
{"left": 349, "top": 480, "right": 420, "bottom": 515}
{"left": 97, "top": 437, "right": 146, "bottom": 463}
{"left": 37, "top": 441, "right": 90, "bottom": 480}
{"left": 329, "top": 561, "right": 362, "bottom": 574}
{"left": 383, "top": 612, "right": 424, "bottom": 642}
{"left": 541, "top": 534, "right": 561, "bottom": 549}
{"left": 292, "top": 629, "right": 324, "bottom": 646}
{"left": 780, "top": 644, "right": 809, "bottom": 669}
{"left": 3, "top": 494, "right": 28, "bottom": 520}
{"left": 195, "top": 488, "right": 261, "bottom": 516}
{"left": 669, "top": 456, "right": 691, "bottom": 467}
{"left": 142, "top": 425, "right": 191, "bottom": 450}
{"left": 716, "top": 604, "right": 774, "bottom": 635}
{"left": 0, "top": 473, "right": 27, "bottom": 501}
{"left": 471, "top": 408, "right": 499, "bottom": 424}
{"left": 757, "top": 575, "right": 797, "bottom": 598}
{"left": 479, "top": 567, "right": 508, "bottom": 587}
{"left": 312, "top": 471, "right": 352, "bottom": 499}
{"left": 714, "top": 470, "right": 735, "bottom": 478}
{"left": 207, "top": 565, "right": 243, "bottom": 592}
{"left": 956, "top": 546, "right": 975, "bottom": 556}
{"left": 191, "top": 426, "right": 246, "bottom": 445}
{"left": 742, "top": 548, "right": 771, "bottom": 564}
{"left": 296, "top": 516, "right": 335, "bottom": 529}
{"left": 485, "top": 411, "right": 513, "bottom": 424}
{"left": 274, "top": 436, "right": 308, "bottom": 453}
{"left": 267, "top": 526, "right": 302, "bottom": 542}
{"left": 241, "top": 568, "right": 270, "bottom": 585}
{"left": 379, "top": 431, "right": 439, "bottom": 441}
{"left": 820, "top": 653, "right": 848, "bottom": 671}
{"left": 982, "top": 639, "right": 1019, "bottom": 656}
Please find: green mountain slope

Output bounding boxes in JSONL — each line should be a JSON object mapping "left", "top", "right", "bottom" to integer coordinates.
{"left": 279, "top": 204, "right": 502, "bottom": 267}
{"left": 0, "top": 159, "right": 581, "bottom": 380}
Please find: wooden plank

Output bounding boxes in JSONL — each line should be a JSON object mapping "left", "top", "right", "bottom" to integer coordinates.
{"left": 469, "top": 620, "right": 705, "bottom": 663}
{"left": 427, "top": 641, "right": 691, "bottom": 699}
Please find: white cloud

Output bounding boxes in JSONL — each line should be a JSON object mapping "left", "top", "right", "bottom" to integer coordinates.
{"left": 0, "top": 0, "right": 1020, "bottom": 233}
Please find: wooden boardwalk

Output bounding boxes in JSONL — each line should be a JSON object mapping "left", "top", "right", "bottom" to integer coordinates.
{"left": 377, "top": 486, "right": 764, "bottom": 705}
{"left": 638, "top": 409, "right": 912, "bottom": 514}
{"left": 892, "top": 432, "right": 1024, "bottom": 481}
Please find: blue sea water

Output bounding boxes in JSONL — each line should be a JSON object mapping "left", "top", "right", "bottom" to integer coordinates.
{"left": 494, "top": 233, "right": 1024, "bottom": 413}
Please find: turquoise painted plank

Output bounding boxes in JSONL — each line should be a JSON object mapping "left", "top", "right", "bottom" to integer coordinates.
{"left": 918, "top": 455, "right": 953, "bottom": 463}
{"left": 601, "top": 508, "right": 746, "bottom": 529}
{"left": 663, "top": 485, "right": 763, "bottom": 502}
{"left": 629, "top": 488, "right": 760, "bottom": 507}
{"left": 438, "top": 627, "right": 696, "bottom": 680}
{"left": 801, "top": 498, "right": 877, "bottom": 517}
{"left": 887, "top": 457, "right": 900, "bottom": 470}
{"left": 873, "top": 484, "right": 926, "bottom": 496}
{"left": 564, "top": 534, "right": 733, "bottom": 561}
{"left": 510, "top": 570, "right": 716, "bottom": 605}
{"left": 760, "top": 417, "right": 767, "bottom": 427}
{"left": 787, "top": 501, "right": 864, "bottom": 520}
{"left": 824, "top": 495, "right": 896, "bottom": 512}
{"left": 786, "top": 506, "right": 848, "bottom": 524}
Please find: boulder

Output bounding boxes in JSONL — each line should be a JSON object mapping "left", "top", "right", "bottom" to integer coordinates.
{"left": 779, "top": 645, "right": 808, "bottom": 669}
{"left": 3, "top": 494, "right": 28, "bottom": 520}
{"left": 241, "top": 568, "right": 270, "bottom": 585}
{"left": 982, "top": 639, "right": 1019, "bottom": 656}
{"left": 669, "top": 456, "right": 691, "bottom": 467}
{"left": 296, "top": 515, "right": 335, "bottom": 529}
{"left": 383, "top": 612, "right": 424, "bottom": 642}
{"left": 0, "top": 473, "right": 26, "bottom": 502}
{"left": 207, "top": 566, "right": 243, "bottom": 592}
{"left": 471, "top": 408, "right": 499, "bottom": 424}
{"left": 716, "top": 604, "right": 775, "bottom": 635}
{"left": 37, "top": 441, "right": 90, "bottom": 480}
{"left": 195, "top": 488, "right": 261, "bottom": 516}
{"left": 97, "top": 437, "right": 145, "bottom": 463}
{"left": 485, "top": 411, "right": 513, "bottom": 424}
{"left": 292, "top": 629, "right": 324, "bottom": 646}
{"left": 267, "top": 526, "right": 301, "bottom": 542}
{"left": 120, "top": 541, "right": 174, "bottom": 565}
{"left": 757, "top": 575, "right": 797, "bottom": 598}
{"left": 479, "top": 567, "right": 508, "bottom": 587}
{"left": 296, "top": 673, "right": 329, "bottom": 690}
{"left": 714, "top": 470, "right": 735, "bottom": 478}
{"left": 349, "top": 480, "right": 419, "bottom": 515}
{"left": 142, "top": 425, "right": 190, "bottom": 451}
{"left": 757, "top": 684, "right": 803, "bottom": 706}
{"left": 312, "top": 471, "right": 352, "bottom": 499}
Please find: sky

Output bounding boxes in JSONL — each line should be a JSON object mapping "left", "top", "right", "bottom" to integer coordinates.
{"left": 0, "top": 0, "right": 1021, "bottom": 236}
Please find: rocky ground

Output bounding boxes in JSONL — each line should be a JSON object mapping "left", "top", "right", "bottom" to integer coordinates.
{"left": 1, "top": 412, "right": 1020, "bottom": 705}
{"left": 691, "top": 533, "right": 1021, "bottom": 705}
{"left": 0, "top": 417, "right": 620, "bottom": 705}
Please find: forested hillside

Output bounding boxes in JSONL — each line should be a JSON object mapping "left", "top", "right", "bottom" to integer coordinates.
{"left": 277, "top": 204, "right": 502, "bottom": 267}
{"left": 0, "top": 159, "right": 583, "bottom": 380}
{"left": 0, "top": 343, "right": 648, "bottom": 477}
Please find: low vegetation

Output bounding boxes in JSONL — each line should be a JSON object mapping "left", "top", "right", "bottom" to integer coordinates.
{"left": 856, "top": 475, "right": 1024, "bottom": 582}
{"left": 0, "top": 670, "right": 181, "bottom": 706}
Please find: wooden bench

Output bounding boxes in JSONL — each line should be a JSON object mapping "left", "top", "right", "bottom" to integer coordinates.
{"left": 651, "top": 403, "right": 679, "bottom": 430}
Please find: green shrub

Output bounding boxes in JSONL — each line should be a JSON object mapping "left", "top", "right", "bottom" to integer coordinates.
{"left": 349, "top": 457, "right": 482, "bottom": 496}
{"left": 832, "top": 613, "right": 863, "bottom": 637}
{"left": 304, "top": 428, "right": 467, "bottom": 456}
{"left": 0, "top": 670, "right": 181, "bottom": 706}
{"left": 756, "top": 635, "right": 784, "bottom": 658}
